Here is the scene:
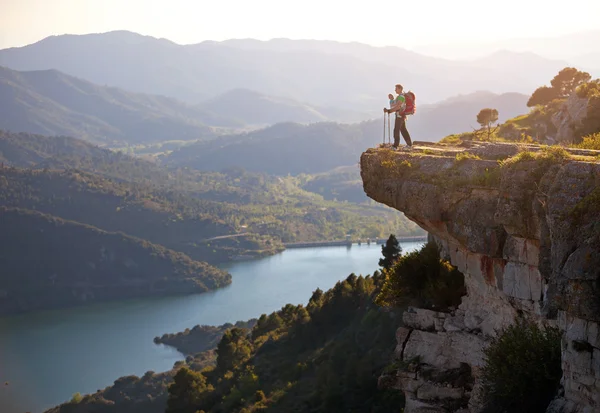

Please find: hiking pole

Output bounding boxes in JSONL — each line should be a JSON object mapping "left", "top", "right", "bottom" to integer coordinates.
{"left": 387, "top": 113, "right": 391, "bottom": 145}
{"left": 383, "top": 111, "right": 386, "bottom": 145}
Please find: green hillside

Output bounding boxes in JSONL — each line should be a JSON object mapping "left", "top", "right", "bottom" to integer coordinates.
{"left": 0, "top": 207, "right": 230, "bottom": 315}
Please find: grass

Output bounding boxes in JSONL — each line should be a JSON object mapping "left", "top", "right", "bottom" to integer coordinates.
{"left": 573, "top": 132, "right": 600, "bottom": 150}
{"left": 377, "top": 148, "right": 414, "bottom": 178}
{"left": 570, "top": 187, "right": 600, "bottom": 223}
{"left": 455, "top": 152, "right": 482, "bottom": 163}
{"left": 499, "top": 145, "right": 570, "bottom": 168}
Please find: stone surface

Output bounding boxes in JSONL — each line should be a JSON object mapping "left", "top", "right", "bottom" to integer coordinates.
{"left": 362, "top": 143, "right": 600, "bottom": 413}
{"left": 551, "top": 93, "right": 589, "bottom": 143}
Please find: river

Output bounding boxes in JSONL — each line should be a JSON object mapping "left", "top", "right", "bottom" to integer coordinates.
{"left": 0, "top": 241, "right": 424, "bottom": 413}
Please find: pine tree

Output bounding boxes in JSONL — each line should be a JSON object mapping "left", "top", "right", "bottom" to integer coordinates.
{"left": 379, "top": 234, "right": 401, "bottom": 270}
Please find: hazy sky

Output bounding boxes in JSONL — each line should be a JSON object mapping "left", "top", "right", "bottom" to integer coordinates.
{"left": 1, "top": 0, "right": 599, "bottom": 50}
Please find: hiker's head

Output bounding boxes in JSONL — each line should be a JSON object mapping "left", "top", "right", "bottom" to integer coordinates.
{"left": 395, "top": 84, "right": 404, "bottom": 94}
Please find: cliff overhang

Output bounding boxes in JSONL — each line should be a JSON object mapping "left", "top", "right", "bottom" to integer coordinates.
{"left": 361, "top": 141, "right": 600, "bottom": 412}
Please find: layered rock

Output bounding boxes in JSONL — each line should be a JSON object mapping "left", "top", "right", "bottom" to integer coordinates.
{"left": 361, "top": 141, "right": 600, "bottom": 412}
{"left": 551, "top": 93, "right": 589, "bottom": 143}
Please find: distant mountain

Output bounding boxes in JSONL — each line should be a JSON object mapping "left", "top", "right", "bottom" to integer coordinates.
{"left": 0, "top": 65, "right": 241, "bottom": 146}
{"left": 0, "top": 207, "right": 230, "bottom": 315}
{"left": 198, "top": 88, "right": 372, "bottom": 125}
{"left": 0, "top": 31, "right": 569, "bottom": 110}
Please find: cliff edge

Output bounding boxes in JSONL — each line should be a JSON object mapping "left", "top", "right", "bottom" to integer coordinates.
{"left": 360, "top": 141, "right": 600, "bottom": 412}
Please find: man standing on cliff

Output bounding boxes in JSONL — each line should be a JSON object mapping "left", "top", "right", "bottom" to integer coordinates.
{"left": 384, "top": 84, "right": 413, "bottom": 148}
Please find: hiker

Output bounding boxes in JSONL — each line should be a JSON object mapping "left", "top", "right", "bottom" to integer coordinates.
{"left": 384, "top": 84, "right": 413, "bottom": 148}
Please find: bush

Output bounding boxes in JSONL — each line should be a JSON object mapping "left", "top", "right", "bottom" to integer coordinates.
{"left": 70, "top": 392, "right": 83, "bottom": 404}
{"left": 375, "top": 241, "right": 466, "bottom": 311}
{"left": 574, "top": 132, "right": 600, "bottom": 150}
{"left": 480, "top": 318, "right": 562, "bottom": 413}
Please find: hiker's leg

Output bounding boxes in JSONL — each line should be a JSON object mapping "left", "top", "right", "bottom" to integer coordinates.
{"left": 400, "top": 116, "right": 412, "bottom": 146}
{"left": 393, "top": 117, "right": 401, "bottom": 147}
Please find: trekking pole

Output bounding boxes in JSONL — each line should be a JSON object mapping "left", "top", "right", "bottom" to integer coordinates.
{"left": 383, "top": 111, "right": 386, "bottom": 145}
{"left": 387, "top": 113, "right": 391, "bottom": 145}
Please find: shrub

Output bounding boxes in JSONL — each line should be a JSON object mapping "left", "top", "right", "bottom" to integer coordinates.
{"left": 454, "top": 152, "right": 481, "bottom": 163}
{"left": 574, "top": 132, "right": 600, "bottom": 150}
{"left": 480, "top": 318, "right": 562, "bottom": 413}
{"left": 70, "top": 392, "right": 83, "bottom": 404}
{"left": 375, "top": 241, "right": 466, "bottom": 311}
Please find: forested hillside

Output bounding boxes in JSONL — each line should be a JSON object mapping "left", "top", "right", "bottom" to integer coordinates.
{"left": 0, "top": 207, "right": 230, "bottom": 315}
{"left": 0, "top": 131, "right": 422, "bottom": 254}
{"left": 165, "top": 121, "right": 380, "bottom": 175}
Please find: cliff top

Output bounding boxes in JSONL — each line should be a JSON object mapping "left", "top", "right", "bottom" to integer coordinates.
{"left": 360, "top": 141, "right": 600, "bottom": 322}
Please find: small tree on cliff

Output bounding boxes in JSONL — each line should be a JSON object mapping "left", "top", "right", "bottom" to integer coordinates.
{"left": 477, "top": 108, "right": 499, "bottom": 140}
{"left": 379, "top": 234, "right": 402, "bottom": 270}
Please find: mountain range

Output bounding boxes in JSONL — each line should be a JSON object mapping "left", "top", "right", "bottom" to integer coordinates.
{"left": 0, "top": 30, "right": 578, "bottom": 111}
{"left": 0, "top": 63, "right": 530, "bottom": 148}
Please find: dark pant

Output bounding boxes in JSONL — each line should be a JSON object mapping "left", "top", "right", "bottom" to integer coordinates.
{"left": 394, "top": 115, "right": 412, "bottom": 147}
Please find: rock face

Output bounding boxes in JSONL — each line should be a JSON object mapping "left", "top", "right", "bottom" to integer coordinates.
{"left": 361, "top": 142, "right": 600, "bottom": 412}
{"left": 551, "top": 93, "right": 589, "bottom": 143}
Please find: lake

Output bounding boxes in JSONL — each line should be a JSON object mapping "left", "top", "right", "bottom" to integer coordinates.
{"left": 0, "top": 241, "right": 424, "bottom": 413}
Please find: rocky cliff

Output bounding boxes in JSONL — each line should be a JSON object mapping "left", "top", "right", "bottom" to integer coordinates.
{"left": 551, "top": 93, "right": 589, "bottom": 143}
{"left": 361, "top": 142, "right": 600, "bottom": 412}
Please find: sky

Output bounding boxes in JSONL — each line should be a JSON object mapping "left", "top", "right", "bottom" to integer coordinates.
{"left": 1, "top": 0, "right": 600, "bottom": 50}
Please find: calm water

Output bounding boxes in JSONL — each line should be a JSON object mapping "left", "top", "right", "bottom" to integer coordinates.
{"left": 0, "top": 242, "right": 423, "bottom": 413}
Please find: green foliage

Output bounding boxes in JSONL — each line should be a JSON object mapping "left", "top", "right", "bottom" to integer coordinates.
{"left": 550, "top": 67, "right": 592, "bottom": 98}
{"left": 574, "top": 132, "right": 600, "bottom": 150}
{"left": 439, "top": 131, "right": 482, "bottom": 145}
{"left": 155, "top": 320, "right": 257, "bottom": 356}
{"left": 527, "top": 86, "right": 558, "bottom": 107}
{"left": 481, "top": 319, "right": 562, "bottom": 413}
{"left": 379, "top": 234, "right": 402, "bottom": 270}
{"left": 376, "top": 241, "right": 465, "bottom": 311}
{"left": 454, "top": 152, "right": 482, "bottom": 163}
{"left": 69, "top": 392, "right": 83, "bottom": 404}
{"left": 378, "top": 149, "right": 413, "bottom": 178}
{"left": 575, "top": 79, "right": 600, "bottom": 99}
{"left": 0, "top": 130, "right": 421, "bottom": 259}
{"left": 576, "top": 91, "right": 600, "bottom": 140}
{"left": 166, "top": 270, "right": 405, "bottom": 413}
{"left": 167, "top": 367, "right": 211, "bottom": 413}
{"left": 569, "top": 187, "right": 600, "bottom": 224}
{"left": 216, "top": 328, "right": 254, "bottom": 374}
{"left": 476, "top": 108, "right": 499, "bottom": 136}
{"left": 528, "top": 67, "right": 592, "bottom": 107}
{"left": 0, "top": 207, "right": 230, "bottom": 315}
{"left": 499, "top": 146, "right": 570, "bottom": 169}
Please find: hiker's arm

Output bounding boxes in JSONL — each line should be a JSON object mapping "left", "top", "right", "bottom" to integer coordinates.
{"left": 385, "top": 100, "right": 405, "bottom": 113}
